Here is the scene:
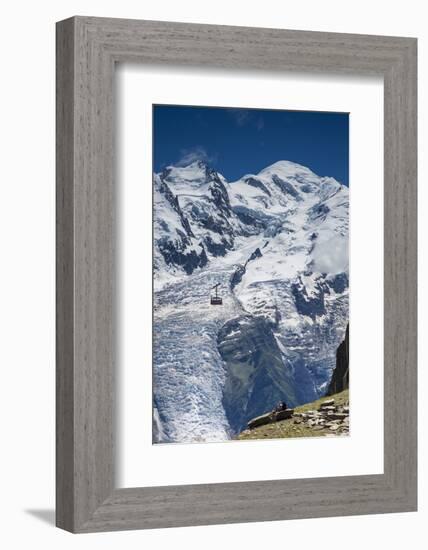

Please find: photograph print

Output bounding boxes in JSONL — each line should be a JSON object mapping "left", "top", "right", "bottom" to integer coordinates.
{"left": 152, "top": 104, "right": 349, "bottom": 444}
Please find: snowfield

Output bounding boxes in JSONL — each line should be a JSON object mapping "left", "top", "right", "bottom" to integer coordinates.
{"left": 152, "top": 160, "right": 349, "bottom": 443}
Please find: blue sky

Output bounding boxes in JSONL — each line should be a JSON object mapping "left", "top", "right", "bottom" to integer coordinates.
{"left": 153, "top": 105, "right": 349, "bottom": 186}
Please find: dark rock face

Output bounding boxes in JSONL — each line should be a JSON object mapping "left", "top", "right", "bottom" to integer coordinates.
{"left": 158, "top": 238, "right": 208, "bottom": 275}
{"left": 233, "top": 207, "right": 259, "bottom": 226}
{"left": 232, "top": 205, "right": 274, "bottom": 230}
{"left": 195, "top": 212, "right": 226, "bottom": 234}
{"left": 272, "top": 175, "right": 301, "bottom": 200}
{"left": 230, "top": 247, "right": 262, "bottom": 290}
{"left": 291, "top": 272, "right": 349, "bottom": 321}
{"left": 326, "top": 325, "right": 349, "bottom": 395}
{"left": 230, "top": 265, "right": 246, "bottom": 290}
{"left": 218, "top": 315, "right": 298, "bottom": 433}
{"left": 155, "top": 178, "right": 210, "bottom": 274}
{"left": 248, "top": 247, "right": 262, "bottom": 262}
{"left": 329, "top": 272, "right": 349, "bottom": 294}
{"left": 310, "top": 202, "right": 330, "bottom": 222}
{"left": 184, "top": 170, "right": 237, "bottom": 257}
{"left": 292, "top": 277, "right": 326, "bottom": 320}
{"left": 244, "top": 177, "right": 272, "bottom": 196}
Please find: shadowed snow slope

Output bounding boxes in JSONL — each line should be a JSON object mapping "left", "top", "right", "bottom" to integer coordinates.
{"left": 153, "top": 160, "right": 349, "bottom": 442}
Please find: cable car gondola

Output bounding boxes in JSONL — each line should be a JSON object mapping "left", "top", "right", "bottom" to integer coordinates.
{"left": 210, "top": 283, "right": 223, "bottom": 305}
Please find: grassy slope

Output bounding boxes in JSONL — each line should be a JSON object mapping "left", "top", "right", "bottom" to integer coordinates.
{"left": 237, "top": 389, "right": 349, "bottom": 440}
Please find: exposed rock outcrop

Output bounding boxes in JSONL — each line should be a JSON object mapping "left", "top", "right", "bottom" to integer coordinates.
{"left": 239, "top": 390, "right": 350, "bottom": 440}
{"left": 326, "top": 325, "right": 349, "bottom": 395}
{"left": 292, "top": 397, "right": 349, "bottom": 434}
{"left": 230, "top": 247, "right": 262, "bottom": 290}
{"left": 248, "top": 408, "right": 294, "bottom": 430}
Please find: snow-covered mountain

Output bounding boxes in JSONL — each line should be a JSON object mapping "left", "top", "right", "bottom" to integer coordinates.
{"left": 153, "top": 159, "right": 349, "bottom": 442}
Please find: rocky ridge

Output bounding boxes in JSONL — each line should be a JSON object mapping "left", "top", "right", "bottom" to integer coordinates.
{"left": 238, "top": 389, "right": 349, "bottom": 440}
{"left": 292, "top": 397, "right": 349, "bottom": 435}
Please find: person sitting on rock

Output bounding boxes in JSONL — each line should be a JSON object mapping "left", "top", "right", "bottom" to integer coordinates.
{"left": 275, "top": 401, "right": 287, "bottom": 412}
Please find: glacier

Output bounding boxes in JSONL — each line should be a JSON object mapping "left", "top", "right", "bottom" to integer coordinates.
{"left": 152, "top": 159, "right": 349, "bottom": 443}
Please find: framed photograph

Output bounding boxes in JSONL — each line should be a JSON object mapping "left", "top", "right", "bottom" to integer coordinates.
{"left": 56, "top": 17, "right": 417, "bottom": 532}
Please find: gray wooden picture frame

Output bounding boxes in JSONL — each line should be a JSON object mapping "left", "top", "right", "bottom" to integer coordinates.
{"left": 56, "top": 16, "right": 417, "bottom": 533}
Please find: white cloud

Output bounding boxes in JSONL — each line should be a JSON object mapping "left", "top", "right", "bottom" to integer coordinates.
{"left": 312, "top": 235, "right": 349, "bottom": 274}
{"left": 176, "top": 146, "right": 217, "bottom": 167}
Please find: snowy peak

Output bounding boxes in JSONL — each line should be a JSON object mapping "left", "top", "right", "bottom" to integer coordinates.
{"left": 160, "top": 161, "right": 227, "bottom": 195}
{"left": 258, "top": 160, "right": 344, "bottom": 192}
{"left": 231, "top": 160, "right": 343, "bottom": 206}
{"left": 258, "top": 160, "right": 317, "bottom": 178}
{"left": 154, "top": 160, "right": 348, "bottom": 280}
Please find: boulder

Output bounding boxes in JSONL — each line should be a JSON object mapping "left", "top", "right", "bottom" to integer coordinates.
{"left": 327, "top": 413, "right": 348, "bottom": 421}
{"left": 274, "top": 409, "right": 294, "bottom": 422}
{"left": 247, "top": 408, "right": 294, "bottom": 429}
{"left": 320, "top": 399, "right": 335, "bottom": 408}
{"left": 247, "top": 412, "right": 273, "bottom": 429}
